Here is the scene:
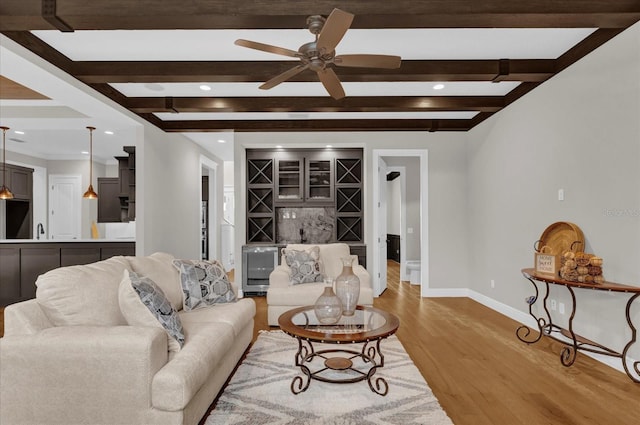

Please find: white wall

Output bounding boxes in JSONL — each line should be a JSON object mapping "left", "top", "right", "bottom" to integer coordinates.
{"left": 466, "top": 21, "right": 640, "bottom": 357}
{"left": 137, "top": 125, "right": 225, "bottom": 259}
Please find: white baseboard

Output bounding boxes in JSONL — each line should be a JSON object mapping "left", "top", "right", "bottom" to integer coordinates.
{"left": 421, "top": 287, "right": 635, "bottom": 377}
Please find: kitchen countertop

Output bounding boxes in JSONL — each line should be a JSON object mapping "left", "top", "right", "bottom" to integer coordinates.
{"left": 0, "top": 239, "right": 135, "bottom": 243}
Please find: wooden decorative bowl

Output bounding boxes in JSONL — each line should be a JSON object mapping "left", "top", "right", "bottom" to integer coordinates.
{"left": 535, "top": 221, "right": 585, "bottom": 255}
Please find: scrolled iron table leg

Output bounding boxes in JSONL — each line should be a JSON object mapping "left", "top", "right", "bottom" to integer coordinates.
{"left": 517, "top": 276, "right": 548, "bottom": 344}
{"left": 621, "top": 293, "right": 640, "bottom": 382}
{"left": 291, "top": 337, "right": 313, "bottom": 394}
{"left": 365, "top": 339, "right": 389, "bottom": 396}
{"left": 560, "top": 286, "right": 579, "bottom": 367}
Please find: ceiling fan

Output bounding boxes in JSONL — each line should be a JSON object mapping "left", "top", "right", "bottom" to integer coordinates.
{"left": 234, "top": 8, "right": 401, "bottom": 100}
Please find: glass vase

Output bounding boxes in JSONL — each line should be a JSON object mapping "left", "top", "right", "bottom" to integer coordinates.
{"left": 314, "top": 285, "right": 342, "bottom": 325}
{"left": 335, "top": 256, "right": 360, "bottom": 316}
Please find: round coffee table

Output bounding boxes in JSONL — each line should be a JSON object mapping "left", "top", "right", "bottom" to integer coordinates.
{"left": 278, "top": 305, "right": 400, "bottom": 395}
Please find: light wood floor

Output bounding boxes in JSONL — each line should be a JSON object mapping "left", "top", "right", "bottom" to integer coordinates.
{"left": 3, "top": 263, "right": 640, "bottom": 424}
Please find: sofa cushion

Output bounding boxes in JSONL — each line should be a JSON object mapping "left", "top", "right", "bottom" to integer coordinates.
{"left": 35, "top": 256, "right": 130, "bottom": 326}
{"left": 283, "top": 246, "right": 323, "bottom": 284}
{"left": 172, "top": 259, "right": 236, "bottom": 311}
{"left": 179, "top": 298, "right": 256, "bottom": 337}
{"left": 127, "top": 252, "right": 183, "bottom": 311}
{"left": 119, "top": 271, "right": 185, "bottom": 353}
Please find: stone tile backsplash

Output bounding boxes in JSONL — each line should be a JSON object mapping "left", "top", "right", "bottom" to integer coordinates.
{"left": 276, "top": 207, "right": 335, "bottom": 244}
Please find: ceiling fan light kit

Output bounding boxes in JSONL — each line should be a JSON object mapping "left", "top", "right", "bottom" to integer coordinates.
{"left": 234, "top": 8, "right": 401, "bottom": 100}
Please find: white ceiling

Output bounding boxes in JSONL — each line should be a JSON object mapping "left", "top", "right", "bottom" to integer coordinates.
{"left": 1, "top": 27, "right": 596, "bottom": 163}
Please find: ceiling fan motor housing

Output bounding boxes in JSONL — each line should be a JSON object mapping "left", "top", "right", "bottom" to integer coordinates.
{"left": 298, "top": 41, "right": 335, "bottom": 70}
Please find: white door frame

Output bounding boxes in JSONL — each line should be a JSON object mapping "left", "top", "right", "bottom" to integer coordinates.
{"left": 200, "top": 155, "right": 218, "bottom": 260}
{"left": 376, "top": 156, "right": 388, "bottom": 295}
{"left": 372, "top": 149, "right": 429, "bottom": 297}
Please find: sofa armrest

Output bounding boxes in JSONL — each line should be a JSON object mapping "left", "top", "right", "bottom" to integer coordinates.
{"left": 3, "top": 299, "right": 53, "bottom": 336}
{"left": 0, "top": 326, "right": 168, "bottom": 424}
{"left": 353, "top": 264, "right": 372, "bottom": 289}
{"left": 268, "top": 265, "right": 292, "bottom": 289}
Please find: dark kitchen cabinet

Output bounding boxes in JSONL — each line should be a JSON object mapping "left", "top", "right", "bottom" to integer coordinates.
{"left": 1, "top": 164, "right": 33, "bottom": 239}
{"left": 97, "top": 178, "right": 121, "bottom": 222}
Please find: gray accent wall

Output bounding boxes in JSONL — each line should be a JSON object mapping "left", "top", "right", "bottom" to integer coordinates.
{"left": 466, "top": 21, "right": 640, "bottom": 354}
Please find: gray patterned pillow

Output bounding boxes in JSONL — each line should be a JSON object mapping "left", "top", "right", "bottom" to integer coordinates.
{"left": 172, "top": 259, "right": 237, "bottom": 311}
{"left": 118, "top": 271, "right": 185, "bottom": 352}
{"left": 283, "top": 246, "right": 323, "bottom": 285}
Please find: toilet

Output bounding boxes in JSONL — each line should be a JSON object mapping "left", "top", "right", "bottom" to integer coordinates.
{"left": 406, "top": 261, "right": 421, "bottom": 285}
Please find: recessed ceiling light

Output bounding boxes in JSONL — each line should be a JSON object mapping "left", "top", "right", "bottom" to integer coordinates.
{"left": 217, "top": 139, "right": 226, "bottom": 143}
{"left": 200, "top": 85, "right": 212, "bottom": 91}
{"left": 275, "top": 145, "right": 283, "bottom": 148}
{"left": 326, "top": 145, "right": 333, "bottom": 148}
{"left": 14, "top": 130, "right": 25, "bottom": 135}
{"left": 433, "top": 84, "right": 445, "bottom": 90}
{"left": 81, "top": 151, "right": 89, "bottom": 155}
{"left": 104, "top": 130, "right": 114, "bottom": 135}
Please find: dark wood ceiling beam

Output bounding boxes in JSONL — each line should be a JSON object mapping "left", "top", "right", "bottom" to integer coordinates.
{"left": 556, "top": 28, "right": 624, "bottom": 73}
{"left": 160, "top": 118, "right": 471, "bottom": 132}
{"left": 73, "top": 59, "right": 555, "bottom": 84}
{"left": 1, "top": 1, "right": 638, "bottom": 30}
{"left": 126, "top": 96, "right": 503, "bottom": 113}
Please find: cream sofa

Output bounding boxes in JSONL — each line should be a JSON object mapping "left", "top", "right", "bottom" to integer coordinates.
{"left": 266, "top": 243, "right": 373, "bottom": 326}
{"left": 0, "top": 252, "right": 255, "bottom": 425}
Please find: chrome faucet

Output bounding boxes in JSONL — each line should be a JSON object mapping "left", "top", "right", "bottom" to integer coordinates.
{"left": 37, "top": 223, "right": 45, "bottom": 240}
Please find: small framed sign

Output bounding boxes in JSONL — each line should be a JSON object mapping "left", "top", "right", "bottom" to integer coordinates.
{"left": 535, "top": 253, "right": 560, "bottom": 276}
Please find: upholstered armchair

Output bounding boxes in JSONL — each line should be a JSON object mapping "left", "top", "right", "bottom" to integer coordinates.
{"left": 266, "top": 243, "right": 373, "bottom": 326}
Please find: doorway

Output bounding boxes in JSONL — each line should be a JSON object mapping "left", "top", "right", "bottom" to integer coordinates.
{"left": 200, "top": 156, "right": 217, "bottom": 261}
{"left": 372, "top": 149, "right": 428, "bottom": 297}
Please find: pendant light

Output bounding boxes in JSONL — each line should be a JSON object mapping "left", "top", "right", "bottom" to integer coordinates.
{"left": 82, "top": 126, "right": 98, "bottom": 199}
{"left": 0, "top": 126, "right": 14, "bottom": 200}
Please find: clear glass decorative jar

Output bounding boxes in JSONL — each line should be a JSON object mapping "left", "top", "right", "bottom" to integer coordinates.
{"left": 335, "top": 256, "right": 360, "bottom": 316}
{"left": 313, "top": 283, "right": 342, "bottom": 325}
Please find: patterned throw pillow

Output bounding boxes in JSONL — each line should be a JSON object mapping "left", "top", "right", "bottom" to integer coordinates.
{"left": 172, "top": 259, "right": 237, "bottom": 311}
{"left": 118, "top": 271, "right": 185, "bottom": 352}
{"left": 283, "top": 246, "right": 323, "bottom": 285}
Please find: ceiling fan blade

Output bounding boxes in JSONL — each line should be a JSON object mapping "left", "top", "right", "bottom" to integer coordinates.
{"left": 234, "top": 39, "right": 300, "bottom": 58}
{"left": 316, "top": 9, "right": 354, "bottom": 53}
{"left": 317, "top": 68, "right": 345, "bottom": 100}
{"left": 334, "top": 54, "right": 402, "bottom": 69}
{"left": 260, "top": 64, "right": 309, "bottom": 90}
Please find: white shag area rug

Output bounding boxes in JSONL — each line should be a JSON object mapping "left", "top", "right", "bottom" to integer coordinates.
{"left": 205, "top": 330, "right": 454, "bottom": 425}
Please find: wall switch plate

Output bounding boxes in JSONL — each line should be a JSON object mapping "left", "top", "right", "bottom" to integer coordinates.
{"left": 559, "top": 302, "right": 565, "bottom": 315}
{"left": 407, "top": 227, "right": 414, "bottom": 234}
{"left": 490, "top": 279, "right": 495, "bottom": 288}
{"left": 558, "top": 189, "right": 564, "bottom": 201}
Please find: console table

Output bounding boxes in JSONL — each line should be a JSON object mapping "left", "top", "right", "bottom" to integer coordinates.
{"left": 517, "top": 268, "right": 640, "bottom": 382}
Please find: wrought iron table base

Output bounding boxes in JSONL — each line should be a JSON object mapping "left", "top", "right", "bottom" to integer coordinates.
{"left": 290, "top": 337, "right": 389, "bottom": 395}
{"left": 517, "top": 270, "right": 640, "bottom": 382}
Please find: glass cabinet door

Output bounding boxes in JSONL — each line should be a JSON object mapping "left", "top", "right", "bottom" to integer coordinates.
{"left": 305, "top": 158, "right": 334, "bottom": 202}
{"left": 275, "top": 158, "right": 303, "bottom": 201}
